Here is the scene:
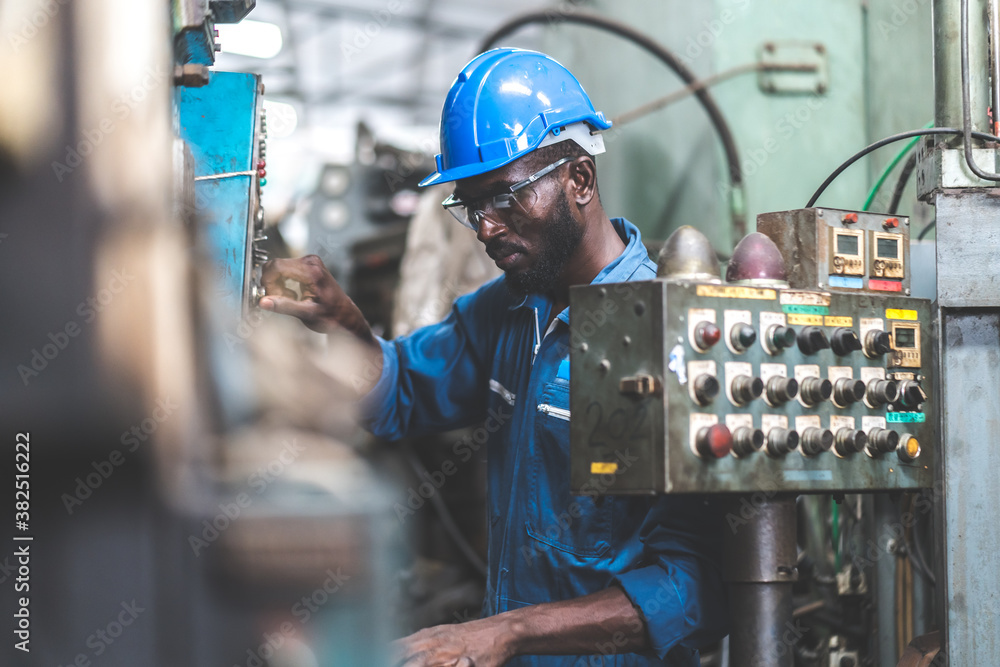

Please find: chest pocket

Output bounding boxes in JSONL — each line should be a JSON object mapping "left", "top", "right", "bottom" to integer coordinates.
{"left": 527, "top": 379, "right": 612, "bottom": 557}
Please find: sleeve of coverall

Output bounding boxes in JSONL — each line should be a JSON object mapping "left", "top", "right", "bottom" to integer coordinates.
{"left": 612, "top": 495, "right": 731, "bottom": 659}
{"left": 357, "top": 278, "right": 506, "bottom": 440}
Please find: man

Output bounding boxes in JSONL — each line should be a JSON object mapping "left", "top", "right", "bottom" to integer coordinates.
{"left": 260, "top": 48, "right": 728, "bottom": 666}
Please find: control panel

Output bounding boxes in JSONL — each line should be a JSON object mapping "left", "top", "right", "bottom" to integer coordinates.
{"left": 178, "top": 71, "right": 268, "bottom": 318}
{"left": 757, "top": 207, "right": 911, "bottom": 295}
{"left": 568, "top": 281, "right": 934, "bottom": 494}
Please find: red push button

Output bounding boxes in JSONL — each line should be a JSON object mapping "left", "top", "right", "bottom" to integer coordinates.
{"left": 696, "top": 424, "right": 733, "bottom": 459}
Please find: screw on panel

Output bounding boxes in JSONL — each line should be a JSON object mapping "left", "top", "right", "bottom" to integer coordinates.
{"left": 634, "top": 302, "right": 646, "bottom": 316}
{"left": 599, "top": 359, "right": 611, "bottom": 373}
{"left": 622, "top": 335, "right": 631, "bottom": 346}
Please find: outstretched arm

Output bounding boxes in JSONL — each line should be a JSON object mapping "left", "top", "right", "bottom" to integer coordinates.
{"left": 393, "top": 586, "right": 646, "bottom": 667}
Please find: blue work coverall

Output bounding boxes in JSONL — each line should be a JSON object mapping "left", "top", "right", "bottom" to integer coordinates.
{"left": 361, "top": 218, "right": 729, "bottom": 665}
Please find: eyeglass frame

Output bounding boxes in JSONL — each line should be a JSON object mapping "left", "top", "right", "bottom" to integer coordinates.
{"left": 440, "top": 156, "right": 575, "bottom": 231}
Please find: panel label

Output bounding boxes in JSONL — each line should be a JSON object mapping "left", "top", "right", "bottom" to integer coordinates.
{"left": 824, "top": 316, "right": 853, "bottom": 327}
{"left": 887, "top": 412, "right": 926, "bottom": 423}
{"left": 591, "top": 462, "right": 619, "bottom": 474}
{"left": 862, "top": 416, "right": 887, "bottom": 433}
{"left": 780, "top": 290, "right": 831, "bottom": 306}
{"left": 795, "top": 415, "right": 822, "bottom": 432}
{"left": 828, "top": 275, "right": 864, "bottom": 289}
{"left": 870, "top": 279, "right": 903, "bottom": 292}
{"left": 860, "top": 366, "right": 885, "bottom": 383}
{"left": 860, "top": 317, "right": 884, "bottom": 342}
{"left": 788, "top": 313, "right": 825, "bottom": 326}
{"left": 760, "top": 363, "right": 788, "bottom": 382}
{"left": 725, "top": 413, "right": 754, "bottom": 431}
{"left": 696, "top": 285, "right": 777, "bottom": 300}
{"left": 886, "top": 308, "right": 918, "bottom": 320}
{"left": 761, "top": 414, "right": 788, "bottom": 435}
{"left": 784, "top": 470, "right": 834, "bottom": 482}
{"left": 783, "top": 304, "right": 830, "bottom": 315}
{"left": 830, "top": 415, "right": 856, "bottom": 431}
{"left": 828, "top": 366, "right": 854, "bottom": 382}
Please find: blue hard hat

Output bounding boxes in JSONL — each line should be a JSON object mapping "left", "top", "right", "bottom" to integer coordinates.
{"left": 419, "top": 48, "right": 612, "bottom": 187}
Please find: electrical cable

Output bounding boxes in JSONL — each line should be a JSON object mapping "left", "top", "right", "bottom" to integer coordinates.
{"left": 478, "top": 9, "right": 747, "bottom": 239}
{"left": 888, "top": 152, "right": 918, "bottom": 215}
{"left": 402, "top": 444, "right": 488, "bottom": 577}
{"left": 961, "top": 0, "right": 1000, "bottom": 180}
{"left": 862, "top": 121, "right": 933, "bottom": 211}
{"left": 917, "top": 220, "right": 937, "bottom": 241}
{"left": 806, "top": 127, "right": 1000, "bottom": 208}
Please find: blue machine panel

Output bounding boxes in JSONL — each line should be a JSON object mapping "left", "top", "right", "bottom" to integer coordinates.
{"left": 178, "top": 71, "right": 264, "bottom": 316}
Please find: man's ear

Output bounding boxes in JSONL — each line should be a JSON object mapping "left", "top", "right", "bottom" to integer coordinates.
{"left": 567, "top": 156, "right": 597, "bottom": 206}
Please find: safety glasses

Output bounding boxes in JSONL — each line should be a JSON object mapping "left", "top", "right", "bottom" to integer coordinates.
{"left": 441, "top": 156, "right": 573, "bottom": 231}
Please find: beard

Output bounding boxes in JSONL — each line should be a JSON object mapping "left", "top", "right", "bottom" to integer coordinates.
{"left": 488, "top": 191, "right": 584, "bottom": 297}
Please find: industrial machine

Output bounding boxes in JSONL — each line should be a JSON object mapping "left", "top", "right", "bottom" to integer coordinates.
{"left": 570, "top": 211, "right": 933, "bottom": 496}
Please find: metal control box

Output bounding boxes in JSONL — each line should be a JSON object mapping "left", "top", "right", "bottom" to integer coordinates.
{"left": 757, "top": 207, "right": 911, "bottom": 296}
{"left": 569, "top": 281, "right": 935, "bottom": 494}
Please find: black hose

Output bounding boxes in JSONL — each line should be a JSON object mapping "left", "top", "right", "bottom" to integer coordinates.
{"left": 888, "top": 152, "right": 918, "bottom": 215}
{"left": 806, "top": 127, "right": 1000, "bottom": 208}
{"left": 917, "top": 220, "right": 936, "bottom": 241}
{"left": 478, "top": 9, "right": 746, "bottom": 239}
{"left": 402, "top": 445, "right": 488, "bottom": 577}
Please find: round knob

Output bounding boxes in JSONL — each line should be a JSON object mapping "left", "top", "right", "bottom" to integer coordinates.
{"left": 732, "top": 427, "right": 765, "bottom": 457}
{"left": 765, "top": 324, "right": 797, "bottom": 353}
{"left": 765, "top": 376, "right": 799, "bottom": 405}
{"left": 693, "top": 321, "right": 721, "bottom": 351}
{"left": 865, "top": 379, "right": 899, "bottom": 407}
{"left": 899, "top": 380, "right": 927, "bottom": 409}
{"left": 864, "top": 330, "right": 893, "bottom": 358}
{"left": 801, "top": 428, "right": 834, "bottom": 456}
{"left": 766, "top": 428, "right": 799, "bottom": 457}
{"left": 834, "top": 428, "right": 868, "bottom": 457}
{"left": 692, "top": 374, "right": 720, "bottom": 406}
{"left": 830, "top": 328, "right": 863, "bottom": 356}
{"left": 797, "top": 326, "right": 831, "bottom": 355}
{"left": 897, "top": 434, "right": 921, "bottom": 462}
{"left": 695, "top": 424, "right": 733, "bottom": 459}
{"left": 730, "top": 323, "right": 757, "bottom": 352}
{"left": 731, "top": 375, "right": 764, "bottom": 405}
{"left": 866, "top": 428, "right": 900, "bottom": 457}
{"left": 833, "top": 378, "right": 866, "bottom": 407}
{"left": 800, "top": 377, "right": 833, "bottom": 406}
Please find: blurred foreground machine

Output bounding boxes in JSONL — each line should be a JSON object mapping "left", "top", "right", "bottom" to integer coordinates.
{"left": 569, "top": 209, "right": 935, "bottom": 667}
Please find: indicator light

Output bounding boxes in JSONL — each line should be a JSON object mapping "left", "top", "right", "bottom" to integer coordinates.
{"left": 730, "top": 323, "right": 757, "bottom": 352}
{"left": 693, "top": 321, "right": 721, "bottom": 351}
{"left": 897, "top": 434, "right": 921, "bottom": 462}
{"left": 765, "top": 324, "right": 796, "bottom": 353}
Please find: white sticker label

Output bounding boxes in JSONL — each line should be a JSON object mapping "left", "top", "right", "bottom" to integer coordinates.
{"left": 860, "top": 366, "right": 885, "bottom": 383}
{"left": 828, "top": 366, "right": 854, "bottom": 382}
{"left": 761, "top": 414, "right": 788, "bottom": 435}
{"left": 862, "top": 415, "right": 886, "bottom": 433}
{"left": 860, "top": 317, "right": 884, "bottom": 342}
{"left": 725, "top": 361, "right": 754, "bottom": 406}
{"left": 688, "top": 309, "right": 717, "bottom": 351}
{"left": 726, "top": 413, "right": 754, "bottom": 431}
{"left": 689, "top": 413, "right": 720, "bottom": 455}
{"left": 687, "top": 360, "right": 717, "bottom": 404}
{"left": 796, "top": 415, "right": 822, "bottom": 432}
{"left": 830, "top": 415, "right": 856, "bottom": 432}
{"left": 724, "top": 310, "right": 753, "bottom": 354}
{"left": 760, "top": 363, "right": 788, "bottom": 382}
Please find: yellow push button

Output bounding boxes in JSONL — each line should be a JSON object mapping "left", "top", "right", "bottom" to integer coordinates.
{"left": 897, "top": 434, "right": 921, "bottom": 462}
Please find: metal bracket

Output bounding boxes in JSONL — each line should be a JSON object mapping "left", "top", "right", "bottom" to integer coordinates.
{"left": 758, "top": 41, "right": 829, "bottom": 95}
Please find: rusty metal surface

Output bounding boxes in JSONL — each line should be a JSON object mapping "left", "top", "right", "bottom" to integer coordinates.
{"left": 569, "top": 280, "right": 936, "bottom": 494}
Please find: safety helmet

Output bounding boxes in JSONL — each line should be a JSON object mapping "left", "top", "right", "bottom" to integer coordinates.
{"left": 418, "top": 48, "right": 612, "bottom": 187}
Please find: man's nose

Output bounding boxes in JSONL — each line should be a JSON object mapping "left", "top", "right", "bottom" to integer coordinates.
{"left": 476, "top": 214, "right": 508, "bottom": 244}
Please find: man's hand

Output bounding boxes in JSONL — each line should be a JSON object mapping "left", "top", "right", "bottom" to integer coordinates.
{"left": 258, "top": 255, "right": 374, "bottom": 344}
{"left": 392, "top": 617, "right": 515, "bottom": 667}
